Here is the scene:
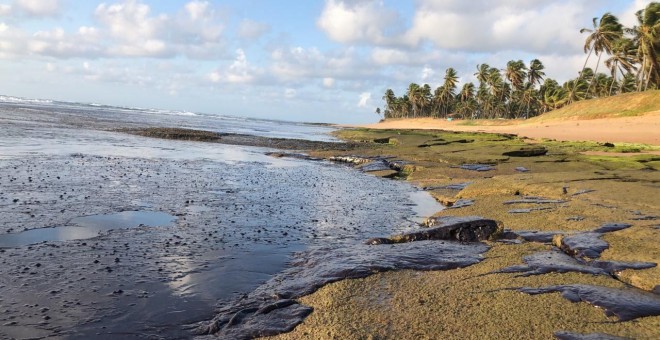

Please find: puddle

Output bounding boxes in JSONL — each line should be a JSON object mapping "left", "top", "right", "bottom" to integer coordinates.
{"left": 0, "top": 211, "right": 175, "bottom": 248}
{"left": 407, "top": 190, "right": 444, "bottom": 223}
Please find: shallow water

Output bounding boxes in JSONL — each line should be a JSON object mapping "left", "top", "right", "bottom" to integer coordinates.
{"left": 0, "top": 211, "right": 176, "bottom": 248}
{"left": 0, "top": 100, "right": 444, "bottom": 338}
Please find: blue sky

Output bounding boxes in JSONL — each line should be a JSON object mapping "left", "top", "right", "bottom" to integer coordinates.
{"left": 0, "top": 0, "right": 651, "bottom": 123}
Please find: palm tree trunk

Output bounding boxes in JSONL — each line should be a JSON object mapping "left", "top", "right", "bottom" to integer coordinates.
{"left": 608, "top": 64, "right": 617, "bottom": 96}
{"left": 586, "top": 53, "right": 602, "bottom": 97}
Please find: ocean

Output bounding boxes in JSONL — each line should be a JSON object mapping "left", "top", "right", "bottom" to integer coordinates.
{"left": 0, "top": 96, "right": 442, "bottom": 338}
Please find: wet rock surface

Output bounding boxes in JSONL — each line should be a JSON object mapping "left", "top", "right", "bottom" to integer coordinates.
{"left": 504, "top": 196, "right": 567, "bottom": 205}
{"left": 557, "top": 232, "right": 609, "bottom": 259}
{"left": 358, "top": 159, "right": 393, "bottom": 172}
{"left": 366, "top": 216, "right": 501, "bottom": 244}
{"left": 498, "top": 251, "right": 655, "bottom": 277}
{"left": 423, "top": 182, "right": 472, "bottom": 191}
{"left": 458, "top": 164, "right": 496, "bottom": 171}
{"left": 519, "top": 284, "right": 660, "bottom": 321}
{"left": 508, "top": 207, "right": 554, "bottom": 214}
{"left": 195, "top": 240, "right": 489, "bottom": 338}
{"left": 511, "top": 230, "right": 569, "bottom": 243}
{"left": 553, "top": 331, "right": 631, "bottom": 340}
{"left": 556, "top": 223, "right": 634, "bottom": 259}
{"left": 592, "top": 223, "right": 632, "bottom": 234}
{"left": 445, "top": 199, "right": 475, "bottom": 209}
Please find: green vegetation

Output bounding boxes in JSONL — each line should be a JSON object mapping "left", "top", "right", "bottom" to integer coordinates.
{"left": 379, "top": 2, "right": 660, "bottom": 120}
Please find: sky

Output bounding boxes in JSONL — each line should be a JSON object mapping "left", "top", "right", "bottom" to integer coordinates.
{"left": 0, "top": 0, "right": 653, "bottom": 124}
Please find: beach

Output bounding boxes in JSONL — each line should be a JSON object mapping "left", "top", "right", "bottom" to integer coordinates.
{"left": 1, "top": 98, "right": 659, "bottom": 339}
{"left": 362, "top": 112, "right": 660, "bottom": 145}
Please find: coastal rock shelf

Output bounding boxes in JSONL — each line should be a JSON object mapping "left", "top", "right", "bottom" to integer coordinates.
{"left": 196, "top": 240, "right": 489, "bottom": 338}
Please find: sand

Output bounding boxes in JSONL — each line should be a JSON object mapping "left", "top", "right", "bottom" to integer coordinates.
{"left": 362, "top": 112, "right": 660, "bottom": 145}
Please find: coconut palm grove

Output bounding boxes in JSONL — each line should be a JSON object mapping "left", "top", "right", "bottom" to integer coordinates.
{"left": 379, "top": 2, "right": 660, "bottom": 120}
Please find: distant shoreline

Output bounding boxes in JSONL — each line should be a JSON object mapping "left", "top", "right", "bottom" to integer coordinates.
{"left": 356, "top": 113, "right": 660, "bottom": 146}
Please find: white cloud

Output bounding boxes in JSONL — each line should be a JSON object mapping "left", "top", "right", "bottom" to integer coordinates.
{"left": 13, "top": 0, "right": 61, "bottom": 16}
{"left": 0, "top": 0, "right": 227, "bottom": 60}
{"left": 209, "top": 49, "right": 260, "bottom": 84}
{"left": 619, "top": 0, "right": 652, "bottom": 27}
{"left": 421, "top": 66, "right": 434, "bottom": 82}
{"left": 404, "top": 0, "right": 587, "bottom": 54}
{"left": 322, "top": 77, "right": 335, "bottom": 88}
{"left": 284, "top": 88, "right": 297, "bottom": 98}
{"left": 357, "top": 92, "right": 371, "bottom": 108}
{"left": 238, "top": 19, "right": 270, "bottom": 40}
{"left": 185, "top": 0, "right": 209, "bottom": 21}
{"left": 94, "top": 1, "right": 169, "bottom": 57}
{"left": 317, "top": 0, "right": 402, "bottom": 45}
{"left": 0, "top": 4, "right": 11, "bottom": 16}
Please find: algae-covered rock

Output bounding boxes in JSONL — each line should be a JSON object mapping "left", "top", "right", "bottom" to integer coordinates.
{"left": 373, "top": 137, "right": 399, "bottom": 145}
{"left": 503, "top": 146, "right": 548, "bottom": 157}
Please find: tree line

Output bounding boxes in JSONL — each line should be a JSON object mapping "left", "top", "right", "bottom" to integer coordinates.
{"left": 379, "top": 2, "right": 660, "bottom": 120}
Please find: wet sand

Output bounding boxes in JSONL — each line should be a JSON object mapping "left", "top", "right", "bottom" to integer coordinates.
{"left": 0, "top": 105, "right": 443, "bottom": 339}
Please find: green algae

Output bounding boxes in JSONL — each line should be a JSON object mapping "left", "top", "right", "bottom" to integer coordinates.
{"left": 292, "top": 127, "right": 660, "bottom": 340}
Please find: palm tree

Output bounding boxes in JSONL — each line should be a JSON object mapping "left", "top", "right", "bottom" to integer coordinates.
{"left": 619, "top": 73, "right": 638, "bottom": 93}
{"left": 626, "top": 2, "right": 660, "bottom": 90}
{"left": 457, "top": 82, "right": 476, "bottom": 119}
{"left": 474, "top": 64, "right": 491, "bottom": 88}
{"left": 439, "top": 68, "right": 459, "bottom": 117}
{"left": 382, "top": 89, "right": 397, "bottom": 118}
{"left": 604, "top": 38, "right": 637, "bottom": 95}
{"left": 407, "top": 83, "right": 423, "bottom": 118}
{"left": 520, "top": 82, "right": 539, "bottom": 118}
{"left": 421, "top": 84, "right": 432, "bottom": 117}
{"left": 528, "top": 59, "right": 546, "bottom": 87}
{"left": 572, "top": 13, "right": 623, "bottom": 101}
{"left": 505, "top": 60, "right": 527, "bottom": 91}
{"left": 432, "top": 86, "right": 444, "bottom": 118}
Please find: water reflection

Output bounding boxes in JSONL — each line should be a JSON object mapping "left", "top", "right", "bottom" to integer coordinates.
{"left": 0, "top": 211, "right": 175, "bottom": 248}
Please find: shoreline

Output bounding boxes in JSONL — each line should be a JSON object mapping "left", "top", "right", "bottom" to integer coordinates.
{"left": 110, "top": 125, "right": 659, "bottom": 338}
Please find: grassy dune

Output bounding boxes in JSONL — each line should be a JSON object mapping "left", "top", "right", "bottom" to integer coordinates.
{"left": 529, "top": 90, "right": 660, "bottom": 122}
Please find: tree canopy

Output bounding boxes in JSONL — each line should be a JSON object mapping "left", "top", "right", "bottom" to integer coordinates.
{"left": 380, "top": 2, "right": 660, "bottom": 120}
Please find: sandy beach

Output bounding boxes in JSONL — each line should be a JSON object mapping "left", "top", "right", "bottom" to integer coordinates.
{"left": 362, "top": 112, "right": 660, "bottom": 145}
